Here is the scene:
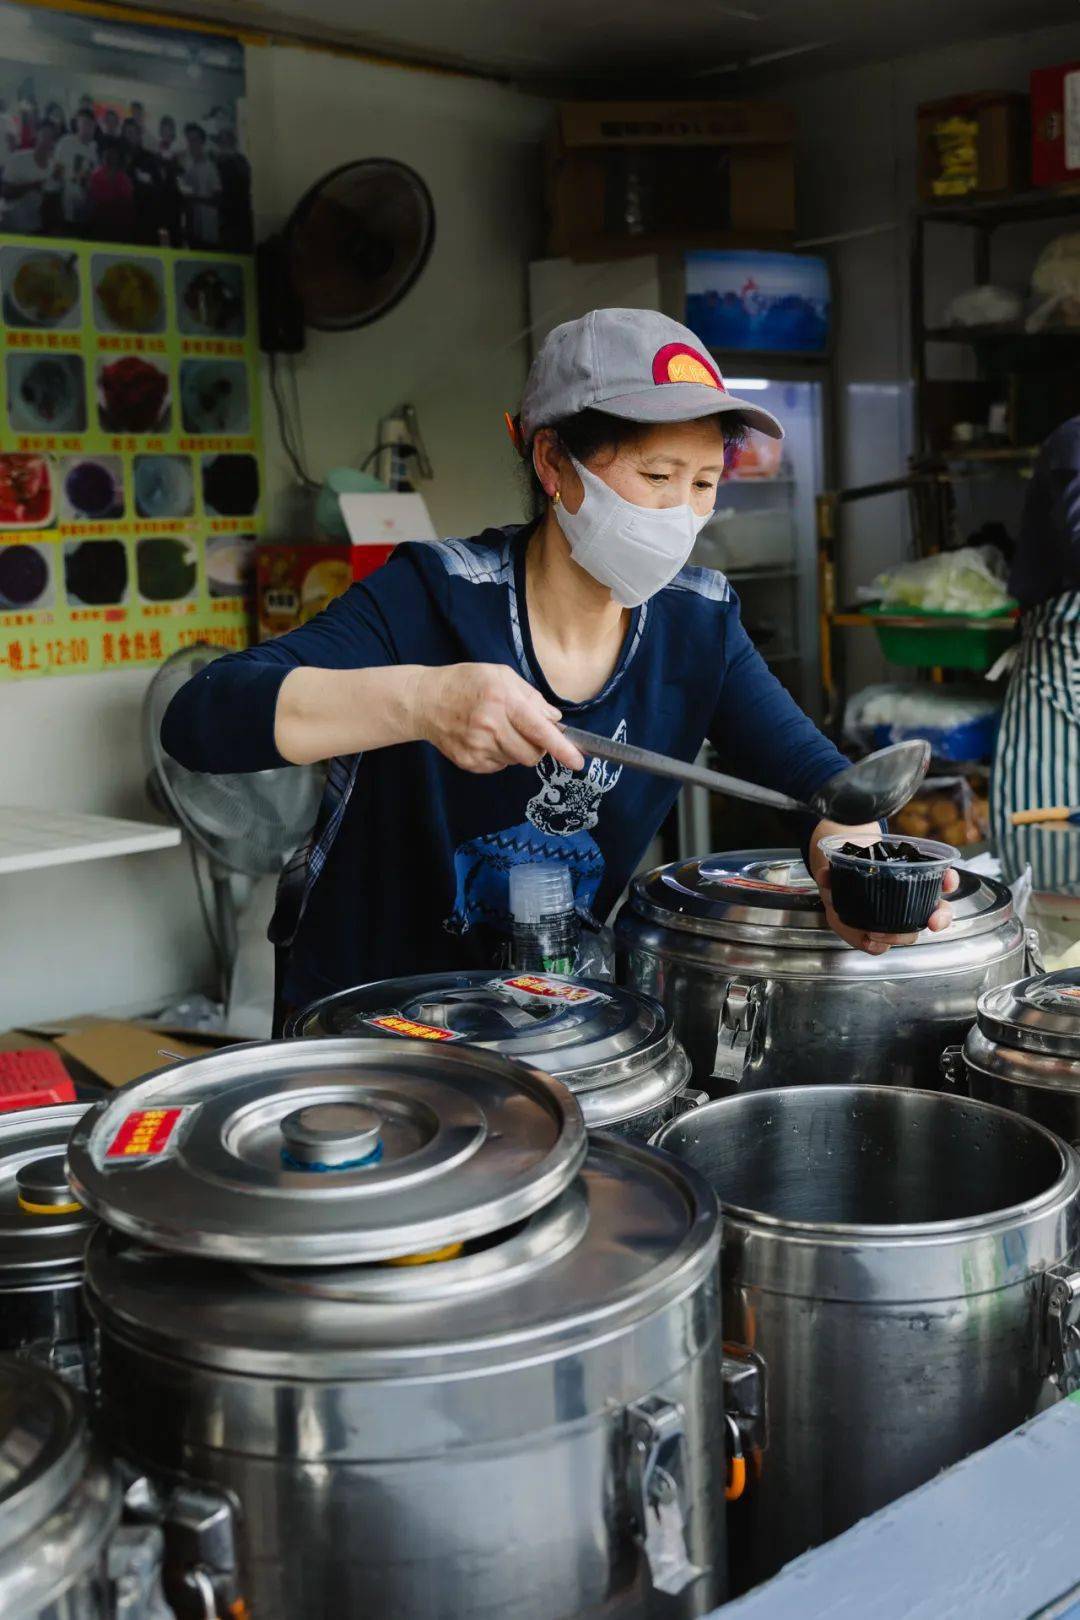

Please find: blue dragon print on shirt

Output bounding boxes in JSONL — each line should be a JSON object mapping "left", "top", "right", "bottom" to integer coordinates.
{"left": 446, "top": 721, "right": 626, "bottom": 935}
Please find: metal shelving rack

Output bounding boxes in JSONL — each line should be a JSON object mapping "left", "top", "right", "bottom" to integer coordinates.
{"left": 911, "top": 186, "right": 1080, "bottom": 455}
{"left": 817, "top": 190, "right": 1080, "bottom": 730}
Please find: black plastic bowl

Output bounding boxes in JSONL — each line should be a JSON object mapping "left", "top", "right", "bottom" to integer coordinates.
{"left": 822, "top": 835, "right": 955, "bottom": 933}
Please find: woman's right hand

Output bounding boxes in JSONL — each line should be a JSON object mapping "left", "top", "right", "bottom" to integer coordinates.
{"left": 413, "top": 663, "right": 584, "bottom": 774}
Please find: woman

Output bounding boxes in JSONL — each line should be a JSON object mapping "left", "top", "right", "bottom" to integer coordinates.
{"left": 992, "top": 412, "right": 1080, "bottom": 886}
{"left": 163, "top": 308, "right": 954, "bottom": 1017}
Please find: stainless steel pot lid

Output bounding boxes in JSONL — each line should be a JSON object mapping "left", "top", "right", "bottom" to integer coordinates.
{"left": 288, "top": 971, "right": 675, "bottom": 1090}
{"left": 67, "top": 1039, "right": 588, "bottom": 1265}
{"left": 0, "top": 1354, "right": 86, "bottom": 1553}
{"left": 977, "top": 969, "right": 1080, "bottom": 1058}
{"left": 0, "top": 1104, "right": 92, "bottom": 1281}
{"left": 629, "top": 848, "right": 1009, "bottom": 946}
{"left": 84, "top": 1138, "right": 720, "bottom": 1376}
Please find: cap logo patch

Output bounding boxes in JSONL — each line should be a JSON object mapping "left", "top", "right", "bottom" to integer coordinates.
{"left": 652, "top": 343, "right": 724, "bottom": 390}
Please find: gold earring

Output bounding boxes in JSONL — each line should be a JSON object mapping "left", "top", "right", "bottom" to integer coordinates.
{"left": 552, "top": 489, "right": 562, "bottom": 506}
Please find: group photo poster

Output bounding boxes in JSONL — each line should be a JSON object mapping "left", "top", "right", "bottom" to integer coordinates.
{"left": 0, "top": 2, "right": 261, "bottom": 678}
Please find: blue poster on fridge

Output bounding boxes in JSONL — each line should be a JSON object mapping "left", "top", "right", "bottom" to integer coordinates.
{"left": 684, "top": 250, "right": 830, "bottom": 354}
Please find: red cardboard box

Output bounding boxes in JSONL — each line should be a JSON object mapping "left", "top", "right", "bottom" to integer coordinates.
{"left": 1032, "top": 61, "right": 1080, "bottom": 187}
{"left": 350, "top": 543, "right": 395, "bottom": 583}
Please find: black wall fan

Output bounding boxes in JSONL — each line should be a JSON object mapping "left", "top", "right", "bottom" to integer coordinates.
{"left": 258, "top": 158, "right": 436, "bottom": 353}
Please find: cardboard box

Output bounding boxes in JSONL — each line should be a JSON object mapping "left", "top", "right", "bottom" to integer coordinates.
{"left": 558, "top": 99, "right": 794, "bottom": 149}
{"left": 916, "top": 92, "right": 1028, "bottom": 201}
{"left": 13, "top": 1015, "right": 232, "bottom": 1090}
{"left": 546, "top": 143, "right": 795, "bottom": 258}
{"left": 339, "top": 491, "right": 437, "bottom": 583}
{"left": 1031, "top": 62, "right": 1080, "bottom": 187}
{"left": 547, "top": 99, "right": 796, "bottom": 258}
{"left": 255, "top": 543, "right": 352, "bottom": 641}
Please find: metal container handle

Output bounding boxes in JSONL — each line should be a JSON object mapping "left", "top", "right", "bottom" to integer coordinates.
{"left": 625, "top": 1396, "right": 705, "bottom": 1597}
{"left": 722, "top": 1345, "right": 766, "bottom": 1501}
{"left": 711, "top": 979, "right": 766, "bottom": 1086}
{"left": 1026, "top": 928, "right": 1047, "bottom": 976}
{"left": 123, "top": 1471, "right": 248, "bottom": 1620}
{"left": 1041, "top": 1264, "right": 1080, "bottom": 1396}
{"left": 724, "top": 1415, "right": 747, "bottom": 1503}
{"left": 674, "top": 1088, "right": 710, "bottom": 1116}
{"left": 939, "top": 1045, "right": 966, "bottom": 1093}
{"left": 107, "top": 1523, "right": 174, "bottom": 1620}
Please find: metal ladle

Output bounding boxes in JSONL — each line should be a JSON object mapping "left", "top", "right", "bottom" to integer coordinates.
{"left": 560, "top": 729, "right": 930, "bottom": 826}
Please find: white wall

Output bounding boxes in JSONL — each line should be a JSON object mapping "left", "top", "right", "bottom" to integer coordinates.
{"left": 247, "top": 48, "right": 549, "bottom": 539}
{"left": 0, "top": 42, "right": 547, "bottom": 1029}
{"left": 782, "top": 19, "right": 1080, "bottom": 692}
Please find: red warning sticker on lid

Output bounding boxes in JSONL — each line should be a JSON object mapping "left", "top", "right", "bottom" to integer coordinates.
{"left": 710, "top": 876, "right": 793, "bottom": 894}
{"left": 105, "top": 1106, "right": 188, "bottom": 1161}
{"left": 498, "top": 974, "right": 604, "bottom": 1005}
{"left": 364, "top": 1014, "right": 462, "bottom": 1041}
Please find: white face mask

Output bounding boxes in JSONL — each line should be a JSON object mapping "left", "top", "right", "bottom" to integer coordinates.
{"left": 551, "top": 454, "right": 712, "bottom": 608}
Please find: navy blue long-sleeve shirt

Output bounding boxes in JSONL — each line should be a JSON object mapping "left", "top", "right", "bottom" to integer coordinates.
{"left": 1010, "top": 416, "right": 1080, "bottom": 611}
{"left": 163, "top": 525, "right": 848, "bottom": 1007}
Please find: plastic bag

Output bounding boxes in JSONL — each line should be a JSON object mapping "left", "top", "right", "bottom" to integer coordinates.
{"left": 1028, "top": 232, "right": 1080, "bottom": 331}
{"left": 864, "top": 546, "right": 1014, "bottom": 615}
{"left": 891, "top": 775, "right": 987, "bottom": 847}
{"left": 946, "top": 284, "right": 1023, "bottom": 327}
{"left": 844, "top": 683, "right": 1001, "bottom": 763}
{"left": 574, "top": 924, "right": 614, "bottom": 980}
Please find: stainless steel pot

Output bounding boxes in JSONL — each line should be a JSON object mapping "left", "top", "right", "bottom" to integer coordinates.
{"left": 0, "top": 1353, "right": 119, "bottom": 1619}
{"left": 655, "top": 1086, "right": 1080, "bottom": 1592}
{"left": 0, "top": 1104, "right": 95, "bottom": 1385}
{"left": 616, "top": 849, "right": 1028, "bottom": 1094}
{"left": 70, "top": 1039, "right": 725, "bottom": 1619}
{"left": 287, "top": 970, "right": 702, "bottom": 1138}
{"left": 948, "top": 967, "right": 1080, "bottom": 1146}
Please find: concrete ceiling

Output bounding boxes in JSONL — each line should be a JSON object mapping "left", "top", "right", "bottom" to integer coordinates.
{"left": 120, "top": 0, "right": 1080, "bottom": 88}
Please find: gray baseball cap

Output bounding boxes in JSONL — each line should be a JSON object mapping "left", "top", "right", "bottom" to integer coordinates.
{"left": 520, "top": 307, "right": 784, "bottom": 443}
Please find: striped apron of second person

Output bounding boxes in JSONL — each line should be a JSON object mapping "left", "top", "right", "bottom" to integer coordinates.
{"left": 992, "top": 589, "right": 1080, "bottom": 892}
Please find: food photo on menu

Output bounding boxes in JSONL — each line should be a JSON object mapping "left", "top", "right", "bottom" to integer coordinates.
{"left": 97, "top": 354, "right": 171, "bottom": 433}
{"left": 7, "top": 350, "right": 86, "bottom": 432}
{"left": 59, "top": 455, "right": 123, "bottom": 522}
{"left": 93, "top": 253, "right": 166, "bottom": 333}
{"left": 0, "top": 451, "right": 53, "bottom": 527}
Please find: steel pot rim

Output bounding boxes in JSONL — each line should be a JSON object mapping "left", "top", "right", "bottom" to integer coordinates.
{"left": 653, "top": 1084, "right": 1080, "bottom": 1243}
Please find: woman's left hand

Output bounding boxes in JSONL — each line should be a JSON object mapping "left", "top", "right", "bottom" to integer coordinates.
{"left": 807, "top": 820, "right": 960, "bottom": 956}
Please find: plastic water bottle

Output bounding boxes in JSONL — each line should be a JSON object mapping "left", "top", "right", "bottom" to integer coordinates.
{"left": 509, "top": 863, "right": 579, "bottom": 975}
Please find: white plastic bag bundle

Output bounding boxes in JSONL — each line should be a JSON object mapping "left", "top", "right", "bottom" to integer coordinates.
{"left": 946, "top": 284, "right": 1023, "bottom": 327}
{"left": 864, "top": 547, "right": 1014, "bottom": 615}
{"left": 1028, "top": 232, "right": 1080, "bottom": 331}
{"left": 844, "top": 683, "right": 1000, "bottom": 744}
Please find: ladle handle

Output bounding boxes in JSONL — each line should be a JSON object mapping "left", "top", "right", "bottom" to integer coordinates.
{"left": 559, "top": 726, "right": 807, "bottom": 815}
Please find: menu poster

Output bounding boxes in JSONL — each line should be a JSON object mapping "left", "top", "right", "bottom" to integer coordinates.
{"left": 0, "top": 235, "right": 261, "bottom": 678}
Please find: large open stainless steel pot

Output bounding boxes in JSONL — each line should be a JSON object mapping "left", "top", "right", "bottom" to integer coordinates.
{"left": 947, "top": 968, "right": 1080, "bottom": 1147}
{"left": 70, "top": 1039, "right": 725, "bottom": 1619}
{"left": 0, "top": 1355, "right": 119, "bottom": 1620}
{"left": 0, "top": 1355, "right": 174, "bottom": 1620}
{"left": 0, "top": 1104, "right": 95, "bottom": 1385}
{"left": 0, "top": 1355, "right": 118, "bottom": 1619}
{"left": 287, "top": 970, "right": 701, "bottom": 1138}
{"left": 655, "top": 1086, "right": 1080, "bottom": 1592}
{"left": 616, "top": 849, "right": 1028, "bottom": 1093}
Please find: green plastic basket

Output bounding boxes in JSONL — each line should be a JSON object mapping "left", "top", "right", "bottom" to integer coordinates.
{"left": 865, "top": 603, "right": 1017, "bottom": 672}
